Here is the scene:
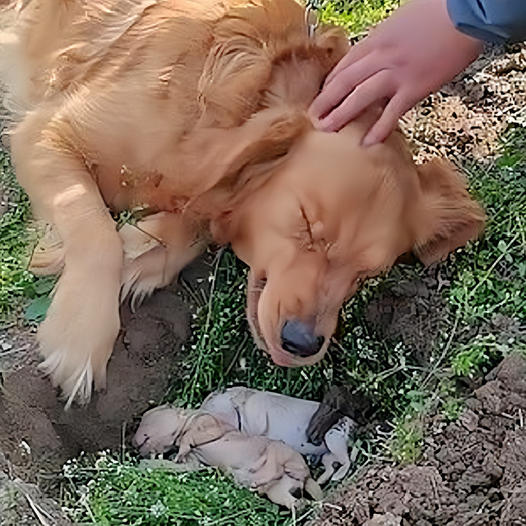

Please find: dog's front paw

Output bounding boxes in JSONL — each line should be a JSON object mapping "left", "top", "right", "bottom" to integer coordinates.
{"left": 120, "top": 245, "right": 169, "bottom": 312}
{"left": 37, "top": 274, "right": 120, "bottom": 408}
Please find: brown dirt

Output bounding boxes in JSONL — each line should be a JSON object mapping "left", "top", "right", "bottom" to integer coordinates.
{"left": 402, "top": 43, "right": 526, "bottom": 164}
{"left": 0, "top": 453, "right": 71, "bottom": 525}
{"left": 0, "top": 285, "right": 190, "bottom": 482}
{"left": 312, "top": 354, "right": 526, "bottom": 526}
{"left": 365, "top": 268, "right": 447, "bottom": 366}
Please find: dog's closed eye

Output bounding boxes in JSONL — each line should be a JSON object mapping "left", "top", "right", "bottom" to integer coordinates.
{"left": 297, "top": 205, "right": 328, "bottom": 252}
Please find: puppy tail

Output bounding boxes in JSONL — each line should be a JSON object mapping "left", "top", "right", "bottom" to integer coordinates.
{"left": 304, "top": 477, "right": 323, "bottom": 501}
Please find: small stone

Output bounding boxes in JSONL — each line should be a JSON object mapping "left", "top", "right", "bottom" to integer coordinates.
{"left": 365, "top": 513, "right": 402, "bottom": 526}
{"left": 460, "top": 409, "right": 479, "bottom": 431}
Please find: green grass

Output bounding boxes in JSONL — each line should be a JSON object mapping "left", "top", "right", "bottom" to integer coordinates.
{"left": 62, "top": 453, "right": 300, "bottom": 526}
{"left": 448, "top": 129, "right": 526, "bottom": 324}
{"left": 318, "top": 0, "right": 401, "bottom": 36}
{"left": 0, "top": 149, "right": 57, "bottom": 325}
{"left": 0, "top": 150, "right": 34, "bottom": 321}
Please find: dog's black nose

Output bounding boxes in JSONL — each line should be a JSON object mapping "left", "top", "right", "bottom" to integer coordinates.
{"left": 281, "top": 320, "right": 324, "bottom": 357}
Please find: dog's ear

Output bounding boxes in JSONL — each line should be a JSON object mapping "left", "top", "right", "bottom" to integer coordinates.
{"left": 197, "top": 34, "right": 271, "bottom": 127}
{"left": 313, "top": 25, "right": 349, "bottom": 72}
{"left": 184, "top": 108, "right": 308, "bottom": 217}
{"left": 196, "top": 0, "right": 348, "bottom": 126}
{"left": 412, "top": 160, "right": 486, "bottom": 266}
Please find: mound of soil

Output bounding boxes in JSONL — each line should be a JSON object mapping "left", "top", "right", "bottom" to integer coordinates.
{"left": 313, "top": 354, "right": 526, "bottom": 526}
{"left": 365, "top": 269, "right": 447, "bottom": 366}
{"left": 0, "top": 286, "right": 190, "bottom": 481}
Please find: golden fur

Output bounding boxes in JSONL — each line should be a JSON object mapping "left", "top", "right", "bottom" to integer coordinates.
{"left": 0, "top": 0, "right": 485, "bottom": 406}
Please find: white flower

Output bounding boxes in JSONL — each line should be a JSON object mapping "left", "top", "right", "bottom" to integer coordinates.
{"left": 150, "top": 501, "right": 168, "bottom": 518}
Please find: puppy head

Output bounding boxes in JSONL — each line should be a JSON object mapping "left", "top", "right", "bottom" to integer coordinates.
{"left": 203, "top": 110, "right": 484, "bottom": 368}
{"left": 133, "top": 405, "right": 189, "bottom": 457}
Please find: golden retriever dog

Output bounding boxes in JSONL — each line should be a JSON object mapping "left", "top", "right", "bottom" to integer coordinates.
{"left": 0, "top": 0, "right": 485, "bottom": 406}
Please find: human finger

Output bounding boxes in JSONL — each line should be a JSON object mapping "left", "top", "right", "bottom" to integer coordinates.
{"left": 362, "top": 92, "right": 410, "bottom": 146}
{"left": 316, "top": 70, "right": 394, "bottom": 132}
{"left": 309, "top": 54, "right": 380, "bottom": 123}
{"left": 324, "top": 37, "right": 371, "bottom": 86}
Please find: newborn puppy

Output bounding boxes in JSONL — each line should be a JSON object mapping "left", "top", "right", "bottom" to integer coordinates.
{"left": 133, "top": 405, "right": 322, "bottom": 509}
{"left": 200, "top": 387, "right": 354, "bottom": 483}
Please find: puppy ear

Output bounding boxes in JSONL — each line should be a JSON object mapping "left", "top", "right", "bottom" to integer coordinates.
{"left": 412, "top": 160, "right": 486, "bottom": 266}
{"left": 176, "top": 414, "right": 226, "bottom": 460}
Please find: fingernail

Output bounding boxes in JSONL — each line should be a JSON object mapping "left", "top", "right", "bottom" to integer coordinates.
{"left": 317, "top": 116, "right": 334, "bottom": 132}
{"left": 362, "top": 134, "right": 376, "bottom": 147}
{"left": 312, "top": 117, "right": 326, "bottom": 131}
{"left": 308, "top": 114, "right": 320, "bottom": 129}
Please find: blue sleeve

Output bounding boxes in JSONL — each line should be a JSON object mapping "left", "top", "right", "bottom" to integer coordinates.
{"left": 447, "top": 0, "right": 526, "bottom": 43}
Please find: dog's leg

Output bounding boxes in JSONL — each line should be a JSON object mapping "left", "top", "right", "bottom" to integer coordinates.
{"left": 11, "top": 119, "right": 123, "bottom": 407}
{"left": 327, "top": 420, "right": 353, "bottom": 481}
{"left": 249, "top": 452, "right": 284, "bottom": 488}
{"left": 331, "top": 457, "right": 351, "bottom": 481}
{"left": 318, "top": 426, "right": 351, "bottom": 483}
{"left": 316, "top": 453, "right": 336, "bottom": 485}
{"left": 120, "top": 211, "right": 206, "bottom": 311}
{"left": 263, "top": 477, "right": 298, "bottom": 510}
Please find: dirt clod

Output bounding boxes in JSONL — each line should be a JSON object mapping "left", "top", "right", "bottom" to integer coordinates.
{"left": 313, "top": 355, "right": 526, "bottom": 526}
{"left": 0, "top": 453, "right": 71, "bottom": 525}
{"left": 365, "top": 271, "right": 446, "bottom": 365}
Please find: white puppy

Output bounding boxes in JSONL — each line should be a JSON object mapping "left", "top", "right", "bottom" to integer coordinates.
{"left": 200, "top": 387, "right": 354, "bottom": 483}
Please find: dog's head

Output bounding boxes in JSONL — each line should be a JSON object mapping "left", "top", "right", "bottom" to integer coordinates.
{"left": 181, "top": 3, "right": 484, "bottom": 368}
{"left": 188, "top": 104, "right": 485, "bottom": 368}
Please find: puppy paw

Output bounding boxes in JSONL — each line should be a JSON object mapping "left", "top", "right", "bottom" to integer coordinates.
{"left": 39, "top": 346, "right": 96, "bottom": 409}
{"left": 304, "top": 477, "right": 323, "bottom": 500}
{"left": 316, "top": 469, "right": 333, "bottom": 486}
{"left": 331, "top": 461, "right": 351, "bottom": 481}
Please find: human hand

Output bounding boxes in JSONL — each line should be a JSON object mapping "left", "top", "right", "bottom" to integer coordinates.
{"left": 309, "top": 0, "right": 484, "bottom": 145}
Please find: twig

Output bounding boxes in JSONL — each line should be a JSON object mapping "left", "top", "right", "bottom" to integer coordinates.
{"left": 15, "top": 485, "right": 52, "bottom": 526}
{"left": 223, "top": 332, "right": 248, "bottom": 377}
